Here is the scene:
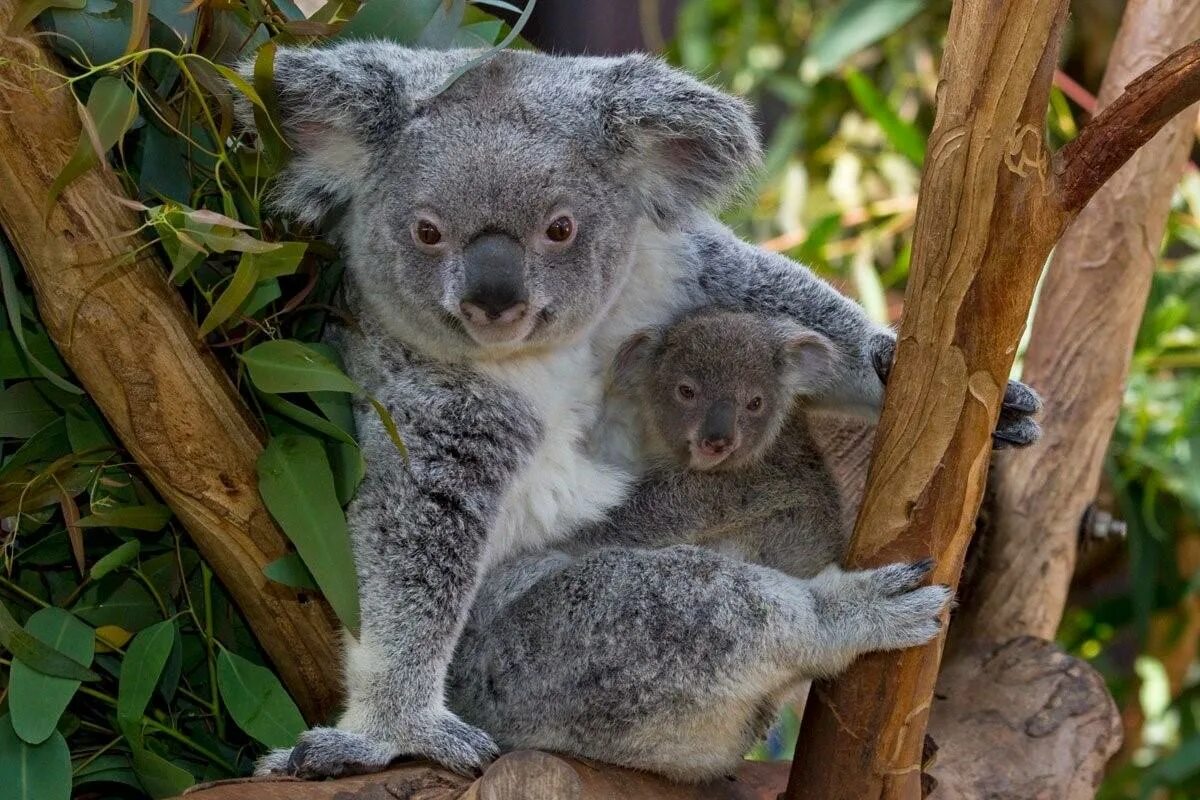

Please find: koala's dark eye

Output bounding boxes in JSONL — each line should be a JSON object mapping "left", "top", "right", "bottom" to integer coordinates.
{"left": 414, "top": 219, "right": 442, "bottom": 246}
{"left": 747, "top": 396, "right": 763, "bottom": 412}
{"left": 677, "top": 384, "right": 695, "bottom": 401}
{"left": 545, "top": 215, "right": 574, "bottom": 243}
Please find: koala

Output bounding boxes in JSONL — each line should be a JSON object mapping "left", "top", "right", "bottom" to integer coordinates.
{"left": 237, "top": 42, "right": 1042, "bottom": 780}
{"left": 577, "top": 309, "right": 847, "bottom": 578}
{"left": 448, "top": 547, "right": 950, "bottom": 781}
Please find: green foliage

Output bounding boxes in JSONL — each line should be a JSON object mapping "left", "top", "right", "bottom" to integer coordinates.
{"left": 0, "top": 1, "right": 533, "bottom": 795}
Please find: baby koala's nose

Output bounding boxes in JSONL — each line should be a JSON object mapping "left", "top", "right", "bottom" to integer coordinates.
{"left": 698, "top": 436, "right": 732, "bottom": 456}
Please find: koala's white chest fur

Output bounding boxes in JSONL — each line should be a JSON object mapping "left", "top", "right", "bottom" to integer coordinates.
{"left": 478, "top": 346, "right": 631, "bottom": 569}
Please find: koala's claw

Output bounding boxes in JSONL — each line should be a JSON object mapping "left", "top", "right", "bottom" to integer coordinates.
{"left": 253, "top": 716, "right": 498, "bottom": 780}
{"left": 870, "top": 335, "right": 1043, "bottom": 450}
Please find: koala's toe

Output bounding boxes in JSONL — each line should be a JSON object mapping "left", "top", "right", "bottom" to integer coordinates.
{"left": 422, "top": 714, "right": 499, "bottom": 776}
{"left": 1003, "top": 379, "right": 1043, "bottom": 415}
{"left": 283, "top": 727, "right": 398, "bottom": 779}
{"left": 993, "top": 414, "right": 1042, "bottom": 449}
{"left": 254, "top": 747, "right": 293, "bottom": 777}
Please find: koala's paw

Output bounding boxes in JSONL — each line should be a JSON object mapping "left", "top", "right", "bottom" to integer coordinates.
{"left": 870, "top": 334, "right": 1044, "bottom": 450}
{"left": 861, "top": 560, "right": 952, "bottom": 651}
{"left": 253, "top": 713, "right": 498, "bottom": 780}
{"left": 254, "top": 727, "right": 398, "bottom": 779}
{"left": 993, "top": 380, "right": 1043, "bottom": 449}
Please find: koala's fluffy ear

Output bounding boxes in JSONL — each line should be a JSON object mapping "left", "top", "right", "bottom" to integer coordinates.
{"left": 611, "top": 329, "right": 657, "bottom": 387}
{"left": 234, "top": 43, "right": 450, "bottom": 224}
{"left": 597, "top": 55, "right": 761, "bottom": 227}
{"left": 777, "top": 324, "right": 838, "bottom": 397}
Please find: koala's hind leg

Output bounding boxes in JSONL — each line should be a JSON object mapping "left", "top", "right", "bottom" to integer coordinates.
{"left": 447, "top": 546, "right": 949, "bottom": 783}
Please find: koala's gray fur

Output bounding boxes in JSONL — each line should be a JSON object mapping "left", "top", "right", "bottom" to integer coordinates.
{"left": 577, "top": 309, "right": 848, "bottom": 578}
{"left": 448, "top": 549, "right": 948, "bottom": 781}
{"left": 237, "top": 42, "right": 1040, "bottom": 781}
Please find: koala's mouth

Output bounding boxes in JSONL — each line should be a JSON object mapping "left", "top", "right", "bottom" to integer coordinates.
{"left": 687, "top": 442, "right": 739, "bottom": 472}
{"left": 452, "top": 303, "right": 548, "bottom": 348}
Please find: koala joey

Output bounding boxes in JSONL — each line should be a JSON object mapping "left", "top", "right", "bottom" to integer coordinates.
{"left": 578, "top": 309, "right": 847, "bottom": 578}
{"left": 237, "top": 42, "right": 1041, "bottom": 780}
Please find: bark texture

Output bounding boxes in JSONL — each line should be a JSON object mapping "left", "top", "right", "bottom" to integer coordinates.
{"left": 0, "top": 4, "right": 342, "bottom": 720}
{"left": 787, "top": 0, "right": 1200, "bottom": 794}
{"left": 927, "top": 638, "right": 1123, "bottom": 800}
{"left": 961, "top": 0, "right": 1200, "bottom": 643}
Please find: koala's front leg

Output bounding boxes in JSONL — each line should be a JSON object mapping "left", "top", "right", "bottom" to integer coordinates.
{"left": 258, "top": 386, "right": 541, "bottom": 780}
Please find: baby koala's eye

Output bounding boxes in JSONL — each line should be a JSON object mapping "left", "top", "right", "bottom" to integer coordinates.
{"left": 677, "top": 383, "right": 696, "bottom": 401}
{"left": 413, "top": 219, "right": 442, "bottom": 247}
{"left": 746, "top": 396, "right": 763, "bottom": 412}
{"left": 545, "top": 215, "right": 574, "bottom": 243}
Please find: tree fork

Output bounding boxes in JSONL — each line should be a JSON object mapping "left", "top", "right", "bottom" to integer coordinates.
{"left": 961, "top": 0, "right": 1200, "bottom": 644}
{"left": 0, "top": 0, "right": 343, "bottom": 720}
{"left": 786, "top": 0, "right": 1200, "bottom": 792}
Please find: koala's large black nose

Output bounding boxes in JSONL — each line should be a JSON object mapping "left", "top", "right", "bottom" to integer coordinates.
{"left": 698, "top": 401, "right": 737, "bottom": 455}
{"left": 460, "top": 232, "right": 529, "bottom": 324}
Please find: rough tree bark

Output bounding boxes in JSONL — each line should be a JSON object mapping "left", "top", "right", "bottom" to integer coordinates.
{"left": 787, "top": 0, "right": 1200, "bottom": 793}
{"left": 959, "top": 0, "right": 1200, "bottom": 644}
{"left": 0, "top": 2, "right": 343, "bottom": 720}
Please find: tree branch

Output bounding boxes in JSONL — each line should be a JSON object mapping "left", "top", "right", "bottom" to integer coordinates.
{"left": 787, "top": 4, "right": 1200, "bottom": 799}
{"left": 960, "top": 0, "right": 1200, "bottom": 644}
{"left": 1055, "top": 36, "right": 1200, "bottom": 214}
{"left": 0, "top": 0, "right": 343, "bottom": 720}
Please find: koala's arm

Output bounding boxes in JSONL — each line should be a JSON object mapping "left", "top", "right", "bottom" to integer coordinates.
{"left": 449, "top": 546, "right": 949, "bottom": 782}
{"left": 257, "top": 350, "right": 541, "bottom": 779}
{"left": 679, "top": 223, "right": 1042, "bottom": 446}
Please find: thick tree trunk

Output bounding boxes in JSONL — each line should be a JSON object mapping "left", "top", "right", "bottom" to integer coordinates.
{"left": 787, "top": 0, "right": 1200, "bottom": 792}
{"left": 959, "top": 0, "right": 1200, "bottom": 644}
{"left": 0, "top": 2, "right": 343, "bottom": 720}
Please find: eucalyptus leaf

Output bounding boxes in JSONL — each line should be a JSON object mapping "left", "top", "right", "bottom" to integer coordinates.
{"left": 47, "top": 76, "right": 140, "bottom": 213}
{"left": 72, "top": 754, "right": 142, "bottom": 791}
{"left": 72, "top": 576, "right": 160, "bottom": 631}
{"left": 803, "top": 0, "right": 925, "bottom": 81}
{"left": 8, "top": 608, "right": 95, "bottom": 744}
{"left": 338, "top": 0, "right": 442, "bottom": 44}
{"left": 0, "top": 717, "right": 71, "bottom": 800}
{"left": 844, "top": 67, "right": 925, "bottom": 166}
{"left": 0, "top": 241, "right": 80, "bottom": 393}
{"left": 75, "top": 503, "right": 172, "bottom": 531}
{"left": 257, "top": 434, "right": 359, "bottom": 631}
{"left": 0, "top": 381, "right": 60, "bottom": 438}
{"left": 0, "top": 599, "right": 98, "bottom": 682}
{"left": 262, "top": 552, "right": 319, "bottom": 591}
{"left": 216, "top": 648, "right": 305, "bottom": 748}
{"left": 117, "top": 620, "right": 176, "bottom": 724}
{"left": 242, "top": 339, "right": 361, "bottom": 394}
{"left": 90, "top": 539, "right": 141, "bottom": 580}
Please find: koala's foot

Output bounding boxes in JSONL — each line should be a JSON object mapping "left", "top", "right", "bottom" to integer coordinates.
{"left": 815, "top": 559, "right": 951, "bottom": 653}
{"left": 869, "top": 333, "right": 1043, "bottom": 449}
{"left": 254, "top": 713, "right": 498, "bottom": 779}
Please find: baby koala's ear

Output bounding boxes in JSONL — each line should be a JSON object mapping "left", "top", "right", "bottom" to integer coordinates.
{"left": 611, "top": 330, "right": 656, "bottom": 387}
{"left": 778, "top": 324, "right": 837, "bottom": 396}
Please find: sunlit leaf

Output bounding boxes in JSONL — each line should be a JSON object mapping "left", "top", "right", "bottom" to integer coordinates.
{"left": 803, "top": 0, "right": 925, "bottom": 81}
{"left": 844, "top": 67, "right": 925, "bottom": 166}
{"left": 216, "top": 648, "right": 305, "bottom": 748}
{"left": 198, "top": 251, "right": 261, "bottom": 337}
{"left": 8, "top": 608, "right": 95, "bottom": 744}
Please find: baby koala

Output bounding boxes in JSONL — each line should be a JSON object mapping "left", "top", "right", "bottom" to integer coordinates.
{"left": 577, "top": 308, "right": 848, "bottom": 577}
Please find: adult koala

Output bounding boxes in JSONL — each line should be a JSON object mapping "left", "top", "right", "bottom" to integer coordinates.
{"left": 242, "top": 42, "right": 1041, "bottom": 778}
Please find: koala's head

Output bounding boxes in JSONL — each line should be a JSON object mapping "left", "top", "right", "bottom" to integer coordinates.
{"left": 238, "top": 43, "right": 759, "bottom": 358}
{"left": 616, "top": 311, "right": 835, "bottom": 471}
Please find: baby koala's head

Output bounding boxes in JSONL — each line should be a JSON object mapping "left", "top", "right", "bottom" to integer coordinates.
{"left": 615, "top": 309, "right": 836, "bottom": 472}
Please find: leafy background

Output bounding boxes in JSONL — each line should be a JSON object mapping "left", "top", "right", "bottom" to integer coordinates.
{"left": 0, "top": 1, "right": 1196, "bottom": 799}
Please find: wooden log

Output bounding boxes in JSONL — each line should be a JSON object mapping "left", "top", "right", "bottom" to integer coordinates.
{"left": 786, "top": 0, "right": 1200, "bottom": 791}
{"left": 0, "top": 2, "right": 342, "bottom": 720}
{"left": 960, "top": 0, "right": 1200, "bottom": 643}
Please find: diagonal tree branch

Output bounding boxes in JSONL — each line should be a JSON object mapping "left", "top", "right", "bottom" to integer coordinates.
{"left": 0, "top": 1, "right": 343, "bottom": 720}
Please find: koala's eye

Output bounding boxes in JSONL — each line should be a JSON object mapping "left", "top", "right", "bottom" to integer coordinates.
{"left": 545, "top": 215, "right": 574, "bottom": 243}
{"left": 677, "top": 384, "right": 696, "bottom": 401}
{"left": 747, "top": 396, "right": 763, "bottom": 412}
{"left": 413, "top": 219, "right": 442, "bottom": 247}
